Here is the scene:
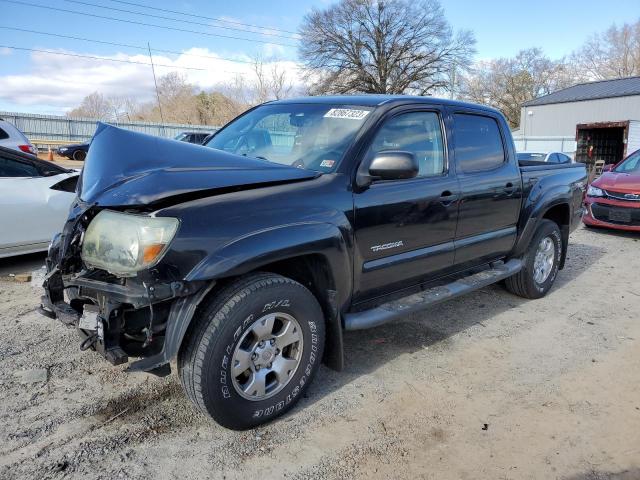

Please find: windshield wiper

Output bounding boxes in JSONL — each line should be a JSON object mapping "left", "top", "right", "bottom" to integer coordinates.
{"left": 241, "top": 153, "right": 271, "bottom": 162}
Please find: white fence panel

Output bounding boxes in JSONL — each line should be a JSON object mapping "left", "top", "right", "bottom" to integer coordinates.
{"left": 512, "top": 135, "right": 576, "bottom": 156}
{"left": 0, "top": 111, "right": 218, "bottom": 143}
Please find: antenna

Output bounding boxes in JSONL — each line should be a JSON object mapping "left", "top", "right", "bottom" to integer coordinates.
{"left": 147, "top": 42, "right": 165, "bottom": 133}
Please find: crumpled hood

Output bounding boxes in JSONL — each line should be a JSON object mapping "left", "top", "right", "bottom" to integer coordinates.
{"left": 79, "top": 123, "right": 318, "bottom": 207}
{"left": 592, "top": 171, "right": 640, "bottom": 193}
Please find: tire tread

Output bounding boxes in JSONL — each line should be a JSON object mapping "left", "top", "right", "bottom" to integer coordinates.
{"left": 177, "top": 273, "right": 317, "bottom": 424}
{"left": 505, "top": 219, "right": 561, "bottom": 299}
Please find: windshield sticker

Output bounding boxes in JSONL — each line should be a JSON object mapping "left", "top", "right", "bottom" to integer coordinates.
{"left": 319, "top": 159, "right": 336, "bottom": 168}
{"left": 323, "top": 108, "right": 370, "bottom": 120}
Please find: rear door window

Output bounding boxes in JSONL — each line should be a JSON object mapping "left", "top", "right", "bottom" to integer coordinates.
{"left": 453, "top": 114, "right": 505, "bottom": 173}
{"left": 0, "top": 127, "right": 8, "bottom": 140}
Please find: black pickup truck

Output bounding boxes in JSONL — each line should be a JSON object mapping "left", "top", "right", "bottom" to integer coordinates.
{"left": 40, "top": 96, "right": 586, "bottom": 429}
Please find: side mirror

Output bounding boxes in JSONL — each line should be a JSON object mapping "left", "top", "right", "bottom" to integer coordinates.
{"left": 369, "top": 151, "right": 418, "bottom": 180}
{"left": 603, "top": 164, "right": 614, "bottom": 172}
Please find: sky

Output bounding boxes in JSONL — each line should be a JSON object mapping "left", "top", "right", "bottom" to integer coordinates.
{"left": 0, "top": 0, "right": 637, "bottom": 114}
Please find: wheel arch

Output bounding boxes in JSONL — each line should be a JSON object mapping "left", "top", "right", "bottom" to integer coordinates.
{"left": 182, "top": 223, "right": 351, "bottom": 371}
{"left": 541, "top": 203, "right": 570, "bottom": 269}
{"left": 513, "top": 198, "right": 572, "bottom": 269}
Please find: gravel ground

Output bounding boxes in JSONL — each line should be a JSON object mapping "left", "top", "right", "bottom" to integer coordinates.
{"left": 0, "top": 225, "right": 639, "bottom": 480}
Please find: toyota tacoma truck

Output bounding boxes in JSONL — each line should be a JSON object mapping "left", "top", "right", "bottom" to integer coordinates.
{"left": 39, "top": 96, "right": 587, "bottom": 430}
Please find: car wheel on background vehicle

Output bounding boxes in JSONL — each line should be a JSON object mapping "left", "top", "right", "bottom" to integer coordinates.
{"left": 72, "top": 150, "right": 86, "bottom": 161}
{"left": 505, "top": 219, "right": 562, "bottom": 299}
{"left": 178, "top": 273, "right": 325, "bottom": 430}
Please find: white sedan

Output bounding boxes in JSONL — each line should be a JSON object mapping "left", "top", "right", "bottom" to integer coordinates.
{"left": 517, "top": 151, "right": 575, "bottom": 164}
{"left": 0, "top": 146, "right": 78, "bottom": 258}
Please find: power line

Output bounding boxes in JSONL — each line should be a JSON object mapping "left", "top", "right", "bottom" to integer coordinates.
{"left": 1, "top": 0, "right": 298, "bottom": 48}
{"left": 61, "top": 0, "right": 299, "bottom": 41}
{"left": 0, "top": 44, "right": 244, "bottom": 73}
{"left": 0, "top": 26, "right": 261, "bottom": 65}
{"left": 106, "top": 0, "right": 301, "bottom": 37}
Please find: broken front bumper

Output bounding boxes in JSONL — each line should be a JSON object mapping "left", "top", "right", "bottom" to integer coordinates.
{"left": 39, "top": 267, "right": 212, "bottom": 376}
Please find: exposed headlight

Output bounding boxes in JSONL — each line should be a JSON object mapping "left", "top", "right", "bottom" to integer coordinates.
{"left": 59, "top": 147, "right": 68, "bottom": 152}
{"left": 587, "top": 185, "right": 604, "bottom": 197}
{"left": 81, "top": 210, "right": 179, "bottom": 276}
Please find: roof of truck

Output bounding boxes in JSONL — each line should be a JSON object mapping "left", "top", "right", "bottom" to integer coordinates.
{"left": 270, "top": 94, "right": 497, "bottom": 111}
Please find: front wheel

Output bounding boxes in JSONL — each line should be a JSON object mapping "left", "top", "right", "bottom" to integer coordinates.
{"left": 505, "top": 219, "right": 562, "bottom": 299}
{"left": 178, "top": 273, "right": 325, "bottom": 430}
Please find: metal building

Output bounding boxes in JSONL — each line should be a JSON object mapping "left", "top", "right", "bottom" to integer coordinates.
{"left": 517, "top": 76, "right": 640, "bottom": 166}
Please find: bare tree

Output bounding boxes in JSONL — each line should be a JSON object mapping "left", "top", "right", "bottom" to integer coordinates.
{"left": 194, "top": 91, "right": 246, "bottom": 126}
{"left": 250, "top": 55, "right": 294, "bottom": 103}
{"left": 108, "top": 95, "right": 141, "bottom": 122}
{"left": 65, "top": 65, "right": 294, "bottom": 128}
{"left": 571, "top": 19, "right": 640, "bottom": 80}
{"left": 298, "top": 0, "right": 475, "bottom": 95}
{"left": 461, "top": 48, "right": 576, "bottom": 128}
{"left": 153, "top": 72, "right": 198, "bottom": 124}
{"left": 66, "top": 91, "right": 114, "bottom": 119}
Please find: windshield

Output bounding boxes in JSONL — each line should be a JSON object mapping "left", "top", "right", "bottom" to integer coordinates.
{"left": 614, "top": 150, "right": 640, "bottom": 173}
{"left": 204, "top": 103, "right": 373, "bottom": 173}
{"left": 517, "top": 152, "right": 546, "bottom": 161}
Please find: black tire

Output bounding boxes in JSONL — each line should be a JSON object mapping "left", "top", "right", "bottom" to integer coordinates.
{"left": 178, "top": 273, "right": 325, "bottom": 430}
{"left": 505, "top": 219, "right": 562, "bottom": 299}
{"left": 72, "top": 150, "right": 86, "bottom": 161}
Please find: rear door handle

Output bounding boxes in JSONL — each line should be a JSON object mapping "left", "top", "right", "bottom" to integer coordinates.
{"left": 438, "top": 190, "right": 459, "bottom": 205}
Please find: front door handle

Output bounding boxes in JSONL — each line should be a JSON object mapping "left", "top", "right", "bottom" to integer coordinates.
{"left": 438, "top": 190, "right": 459, "bottom": 206}
{"left": 504, "top": 182, "right": 516, "bottom": 196}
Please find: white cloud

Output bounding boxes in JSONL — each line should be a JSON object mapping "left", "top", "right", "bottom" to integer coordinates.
{"left": 262, "top": 43, "right": 287, "bottom": 58}
{"left": 0, "top": 48, "right": 304, "bottom": 114}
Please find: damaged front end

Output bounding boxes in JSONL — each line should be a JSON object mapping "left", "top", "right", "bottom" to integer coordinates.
{"left": 38, "top": 123, "right": 317, "bottom": 376}
{"left": 39, "top": 201, "right": 211, "bottom": 376}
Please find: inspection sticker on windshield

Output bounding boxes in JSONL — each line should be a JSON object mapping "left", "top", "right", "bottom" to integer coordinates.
{"left": 324, "top": 108, "right": 369, "bottom": 120}
{"left": 319, "top": 159, "right": 335, "bottom": 168}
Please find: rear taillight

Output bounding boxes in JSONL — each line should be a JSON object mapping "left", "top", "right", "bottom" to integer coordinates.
{"left": 18, "top": 144, "right": 37, "bottom": 155}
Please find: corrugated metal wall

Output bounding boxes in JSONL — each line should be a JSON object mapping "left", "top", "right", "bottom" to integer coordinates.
{"left": 0, "top": 111, "right": 218, "bottom": 143}
{"left": 519, "top": 95, "right": 640, "bottom": 137}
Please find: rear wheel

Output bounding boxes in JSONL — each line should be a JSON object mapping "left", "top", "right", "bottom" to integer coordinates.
{"left": 178, "top": 273, "right": 325, "bottom": 430}
{"left": 505, "top": 219, "right": 562, "bottom": 299}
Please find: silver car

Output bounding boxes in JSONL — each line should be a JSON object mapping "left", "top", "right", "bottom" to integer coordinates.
{"left": 0, "top": 118, "right": 37, "bottom": 155}
{"left": 517, "top": 151, "right": 574, "bottom": 164}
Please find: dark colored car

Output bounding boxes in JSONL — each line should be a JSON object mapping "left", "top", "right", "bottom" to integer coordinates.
{"left": 57, "top": 143, "right": 90, "bottom": 161}
{"left": 583, "top": 149, "right": 640, "bottom": 231}
{"left": 174, "top": 131, "right": 214, "bottom": 145}
{"left": 39, "top": 96, "right": 586, "bottom": 430}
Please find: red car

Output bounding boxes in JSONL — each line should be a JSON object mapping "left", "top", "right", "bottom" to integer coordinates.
{"left": 583, "top": 149, "right": 640, "bottom": 231}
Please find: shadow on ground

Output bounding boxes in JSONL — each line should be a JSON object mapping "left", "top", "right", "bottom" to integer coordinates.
{"left": 564, "top": 469, "right": 640, "bottom": 480}
{"left": 296, "top": 240, "right": 606, "bottom": 414}
{"left": 0, "top": 251, "right": 46, "bottom": 277}
{"left": 583, "top": 225, "right": 640, "bottom": 241}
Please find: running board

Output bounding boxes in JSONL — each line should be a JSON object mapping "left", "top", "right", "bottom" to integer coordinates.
{"left": 344, "top": 259, "right": 523, "bottom": 331}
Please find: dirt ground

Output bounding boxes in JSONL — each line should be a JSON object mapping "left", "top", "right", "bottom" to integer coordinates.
{"left": 0, "top": 225, "right": 639, "bottom": 480}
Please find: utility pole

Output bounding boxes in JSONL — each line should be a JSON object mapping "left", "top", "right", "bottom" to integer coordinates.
{"left": 147, "top": 42, "right": 165, "bottom": 134}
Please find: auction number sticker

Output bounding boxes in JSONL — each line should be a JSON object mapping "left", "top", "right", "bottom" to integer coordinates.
{"left": 323, "top": 108, "right": 370, "bottom": 120}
